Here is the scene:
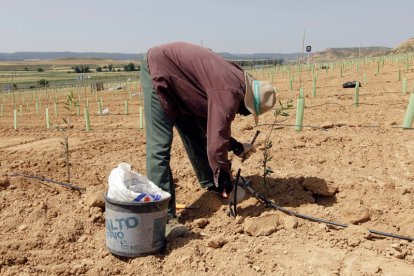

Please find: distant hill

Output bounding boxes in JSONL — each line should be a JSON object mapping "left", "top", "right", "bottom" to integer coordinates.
{"left": 3, "top": 46, "right": 408, "bottom": 63}
{"left": 311, "top": 47, "right": 391, "bottom": 62}
{"left": 0, "top": 52, "right": 143, "bottom": 61}
{"left": 0, "top": 51, "right": 301, "bottom": 62}
{"left": 391, "top": 38, "right": 414, "bottom": 54}
{"left": 217, "top": 52, "right": 301, "bottom": 61}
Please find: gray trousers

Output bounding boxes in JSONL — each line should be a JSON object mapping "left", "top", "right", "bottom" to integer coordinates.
{"left": 141, "top": 56, "right": 214, "bottom": 216}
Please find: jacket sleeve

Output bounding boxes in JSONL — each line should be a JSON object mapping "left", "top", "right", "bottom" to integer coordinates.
{"left": 206, "top": 89, "right": 244, "bottom": 186}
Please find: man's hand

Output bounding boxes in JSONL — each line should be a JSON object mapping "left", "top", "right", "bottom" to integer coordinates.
{"left": 236, "top": 143, "right": 256, "bottom": 160}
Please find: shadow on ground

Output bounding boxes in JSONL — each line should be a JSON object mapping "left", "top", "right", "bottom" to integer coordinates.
{"left": 180, "top": 174, "right": 338, "bottom": 222}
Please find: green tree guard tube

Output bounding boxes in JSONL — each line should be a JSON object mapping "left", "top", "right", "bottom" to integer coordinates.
{"left": 76, "top": 104, "right": 80, "bottom": 116}
{"left": 295, "top": 97, "right": 304, "bottom": 132}
{"left": 98, "top": 100, "right": 102, "bottom": 115}
{"left": 402, "top": 93, "right": 414, "bottom": 129}
{"left": 84, "top": 108, "right": 91, "bottom": 132}
{"left": 398, "top": 69, "right": 401, "bottom": 81}
{"left": 124, "top": 100, "right": 128, "bottom": 115}
{"left": 299, "top": 88, "right": 304, "bottom": 99}
{"left": 54, "top": 101, "right": 58, "bottom": 116}
{"left": 46, "top": 107, "right": 50, "bottom": 129}
{"left": 354, "top": 82, "right": 360, "bottom": 107}
{"left": 312, "top": 79, "right": 316, "bottom": 97}
{"left": 36, "top": 101, "right": 39, "bottom": 115}
{"left": 14, "top": 109, "right": 17, "bottom": 130}
{"left": 139, "top": 106, "right": 143, "bottom": 129}
{"left": 403, "top": 78, "right": 407, "bottom": 94}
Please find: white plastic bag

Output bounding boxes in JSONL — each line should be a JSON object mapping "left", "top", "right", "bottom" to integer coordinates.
{"left": 107, "top": 163, "right": 170, "bottom": 202}
{"left": 97, "top": 108, "right": 109, "bottom": 116}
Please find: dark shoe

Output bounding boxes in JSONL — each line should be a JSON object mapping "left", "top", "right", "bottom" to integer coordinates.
{"left": 207, "top": 185, "right": 223, "bottom": 194}
{"left": 207, "top": 185, "right": 232, "bottom": 199}
{"left": 165, "top": 217, "right": 188, "bottom": 242}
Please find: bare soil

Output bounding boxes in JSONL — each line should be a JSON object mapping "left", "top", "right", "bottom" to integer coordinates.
{"left": 1, "top": 59, "right": 414, "bottom": 275}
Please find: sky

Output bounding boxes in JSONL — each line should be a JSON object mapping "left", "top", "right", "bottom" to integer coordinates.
{"left": 0, "top": 0, "right": 413, "bottom": 54}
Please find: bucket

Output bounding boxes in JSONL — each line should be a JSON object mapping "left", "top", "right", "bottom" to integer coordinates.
{"left": 104, "top": 193, "right": 170, "bottom": 257}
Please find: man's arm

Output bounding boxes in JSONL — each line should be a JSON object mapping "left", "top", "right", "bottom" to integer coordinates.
{"left": 206, "top": 89, "right": 243, "bottom": 189}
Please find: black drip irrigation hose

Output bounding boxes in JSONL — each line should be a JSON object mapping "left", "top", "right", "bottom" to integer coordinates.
{"left": 256, "top": 123, "right": 390, "bottom": 130}
{"left": 347, "top": 103, "right": 379, "bottom": 110}
{"left": 242, "top": 184, "right": 414, "bottom": 242}
{"left": 9, "top": 173, "right": 85, "bottom": 192}
{"left": 255, "top": 123, "right": 328, "bottom": 131}
{"left": 305, "top": 102, "right": 348, "bottom": 112}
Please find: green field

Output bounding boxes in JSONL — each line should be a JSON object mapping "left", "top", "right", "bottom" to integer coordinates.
{"left": 0, "top": 59, "right": 140, "bottom": 91}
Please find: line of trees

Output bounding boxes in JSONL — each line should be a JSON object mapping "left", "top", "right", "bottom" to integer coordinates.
{"left": 95, "top": 64, "right": 115, "bottom": 72}
{"left": 95, "top": 63, "right": 139, "bottom": 72}
{"left": 72, "top": 65, "right": 91, "bottom": 73}
{"left": 233, "top": 59, "right": 284, "bottom": 67}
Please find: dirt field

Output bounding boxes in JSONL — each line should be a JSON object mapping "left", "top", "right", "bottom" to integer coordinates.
{"left": 1, "top": 57, "right": 414, "bottom": 275}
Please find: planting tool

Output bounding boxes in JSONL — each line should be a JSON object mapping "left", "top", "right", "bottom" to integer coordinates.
{"left": 241, "top": 130, "right": 260, "bottom": 163}
{"left": 228, "top": 130, "right": 260, "bottom": 217}
{"left": 228, "top": 169, "right": 242, "bottom": 217}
